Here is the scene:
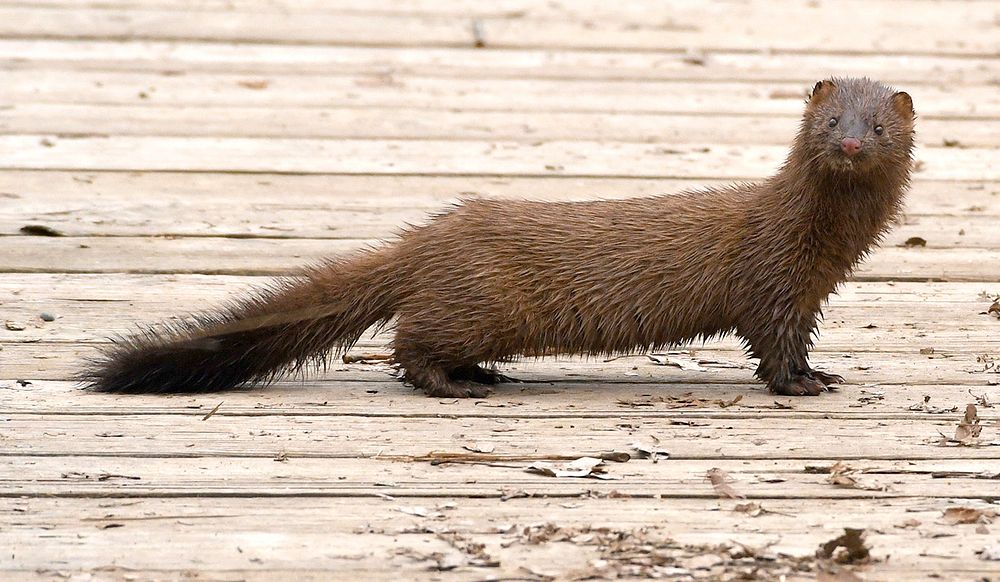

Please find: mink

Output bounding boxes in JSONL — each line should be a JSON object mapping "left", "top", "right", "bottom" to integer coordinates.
{"left": 82, "top": 77, "right": 915, "bottom": 398}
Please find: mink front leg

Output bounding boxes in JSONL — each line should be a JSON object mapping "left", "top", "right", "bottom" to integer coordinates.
{"left": 742, "top": 306, "right": 831, "bottom": 396}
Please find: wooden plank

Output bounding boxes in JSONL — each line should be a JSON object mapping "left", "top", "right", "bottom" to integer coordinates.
{"left": 2, "top": 497, "right": 996, "bottom": 579}
{"left": 4, "top": 456, "right": 1000, "bottom": 499}
{"left": 4, "top": 275, "right": 1000, "bottom": 353}
{"left": 8, "top": 340, "right": 1000, "bottom": 388}
{"left": 8, "top": 302, "right": 997, "bottom": 353}
{"left": 4, "top": 379, "right": 996, "bottom": 420}
{"left": 0, "top": 136, "right": 994, "bottom": 181}
{"left": 2, "top": 411, "right": 997, "bottom": 461}
{"left": 3, "top": 71, "right": 997, "bottom": 119}
{"left": 4, "top": 40, "right": 996, "bottom": 86}
{"left": 2, "top": 171, "right": 997, "bottom": 216}
{"left": 3, "top": 235, "right": 1000, "bottom": 280}
{"left": 0, "top": 102, "right": 993, "bottom": 149}
{"left": 13, "top": 340, "right": 997, "bottom": 389}
{"left": 0, "top": 2, "right": 992, "bottom": 56}
{"left": 2, "top": 104, "right": 996, "bottom": 148}
{"left": 4, "top": 198, "right": 996, "bottom": 246}
{"left": 3, "top": 274, "right": 994, "bottom": 304}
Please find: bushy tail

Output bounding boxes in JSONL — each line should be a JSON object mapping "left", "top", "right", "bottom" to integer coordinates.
{"left": 82, "top": 249, "right": 400, "bottom": 393}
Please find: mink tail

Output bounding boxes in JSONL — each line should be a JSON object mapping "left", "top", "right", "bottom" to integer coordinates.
{"left": 80, "top": 248, "right": 401, "bottom": 393}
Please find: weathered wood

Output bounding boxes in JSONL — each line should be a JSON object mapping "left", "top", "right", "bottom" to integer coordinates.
{"left": 4, "top": 235, "right": 1000, "bottom": 280}
{"left": 3, "top": 171, "right": 997, "bottom": 214}
{"left": 4, "top": 201, "right": 995, "bottom": 245}
{"left": 4, "top": 275, "right": 1000, "bottom": 353}
{"left": 2, "top": 274, "right": 995, "bottom": 302}
{"left": 3, "top": 411, "right": 998, "bottom": 461}
{"left": 3, "top": 70, "right": 998, "bottom": 118}
{"left": 7, "top": 341, "right": 999, "bottom": 388}
{"left": 0, "top": 3, "right": 994, "bottom": 55}
{"left": 0, "top": 136, "right": 994, "bottom": 180}
{"left": 4, "top": 455, "right": 1000, "bottom": 498}
{"left": 3, "top": 103, "right": 995, "bottom": 147}
{"left": 4, "top": 379, "right": 996, "bottom": 420}
{"left": 2, "top": 497, "right": 996, "bottom": 580}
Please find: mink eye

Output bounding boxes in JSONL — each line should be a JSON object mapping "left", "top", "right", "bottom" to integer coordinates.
{"left": 874, "top": 125, "right": 884, "bottom": 135}
{"left": 828, "top": 118, "right": 838, "bottom": 128}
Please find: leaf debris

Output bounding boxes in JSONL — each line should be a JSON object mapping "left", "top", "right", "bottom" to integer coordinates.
{"left": 816, "top": 528, "right": 871, "bottom": 564}
{"left": 526, "top": 457, "right": 621, "bottom": 480}
{"left": 707, "top": 468, "right": 745, "bottom": 499}
{"left": 201, "top": 401, "right": 223, "bottom": 421}
{"left": 941, "top": 506, "right": 996, "bottom": 525}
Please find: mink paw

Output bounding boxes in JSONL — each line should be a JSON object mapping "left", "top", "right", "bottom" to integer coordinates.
{"left": 771, "top": 375, "right": 826, "bottom": 396}
{"left": 451, "top": 365, "right": 521, "bottom": 385}
{"left": 808, "top": 370, "right": 844, "bottom": 387}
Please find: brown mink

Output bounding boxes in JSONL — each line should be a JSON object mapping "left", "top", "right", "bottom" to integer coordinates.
{"left": 83, "top": 77, "right": 915, "bottom": 398}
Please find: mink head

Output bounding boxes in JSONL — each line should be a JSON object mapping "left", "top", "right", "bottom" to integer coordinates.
{"left": 798, "top": 77, "right": 915, "bottom": 176}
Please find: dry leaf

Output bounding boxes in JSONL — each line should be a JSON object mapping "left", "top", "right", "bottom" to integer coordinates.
{"left": 969, "top": 390, "right": 993, "bottom": 408}
{"left": 630, "top": 441, "right": 670, "bottom": 461}
{"left": 941, "top": 506, "right": 996, "bottom": 525}
{"left": 908, "top": 395, "right": 958, "bottom": 414}
{"left": 526, "top": 457, "right": 620, "bottom": 480}
{"left": 707, "top": 468, "right": 744, "bottom": 499}
{"left": 816, "top": 528, "right": 871, "bottom": 564}
{"left": 647, "top": 353, "right": 705, "bottom": 371}
{"left": 937, "top": 404, "right": 990, "bottom": 446}
{"left": 733, "top": 502, "right": 764, "bottom": 517}
{"left": 856, "top": 389, "right": 884, "bottom": 405}
{"left": 717, "top": 394, "right": 744, "bottom": 408}
{"left": 825, "top": 461, "right": 881, "bottom": 491}
{"left": 462, "top": 442, "right": 496, "bottom": 454}
{"left": 647, "top": 352, "right": 746, "bottom": 371}
{"left": 201, "top": 400, "right": 223, "bottom": 421}
{"left": 956, "top": 404, "right": 983, "bottom": 442}
{"left": 342, "top": 353, "right": 393, "bottom": 364}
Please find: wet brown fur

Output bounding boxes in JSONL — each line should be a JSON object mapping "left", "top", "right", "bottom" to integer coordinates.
{"left": 83, "top": 77, "right": 915, "bottom": 398}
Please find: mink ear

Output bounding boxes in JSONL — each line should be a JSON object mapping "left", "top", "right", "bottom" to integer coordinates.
{"left": 892, "top": 91, "right": 914, "bottom": 117}
{"left": 808, "top": 80, "right": 836, "bottom": 105}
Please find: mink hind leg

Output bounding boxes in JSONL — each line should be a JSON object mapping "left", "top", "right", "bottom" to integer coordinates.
{"left": 450, "top": 365, "right": 521, "bottom": 385}
{"left": 399, "top": 362, "right": 493, "bottom": 398}
{"left": 392, "top": 327, "right": 493, "bottom": 398}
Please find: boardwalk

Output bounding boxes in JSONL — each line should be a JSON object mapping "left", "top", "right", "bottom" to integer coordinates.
{"left": 2, "top": 1, "right": 999, "bottom": 580}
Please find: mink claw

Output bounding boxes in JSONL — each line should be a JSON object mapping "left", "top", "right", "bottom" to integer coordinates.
{"left": 808, "top": 370, "right": 845, "bottom": 387}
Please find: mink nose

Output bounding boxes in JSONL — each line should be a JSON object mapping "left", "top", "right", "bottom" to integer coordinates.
{"left": 840, "top": 137, "right": 862, "bottom": 157}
